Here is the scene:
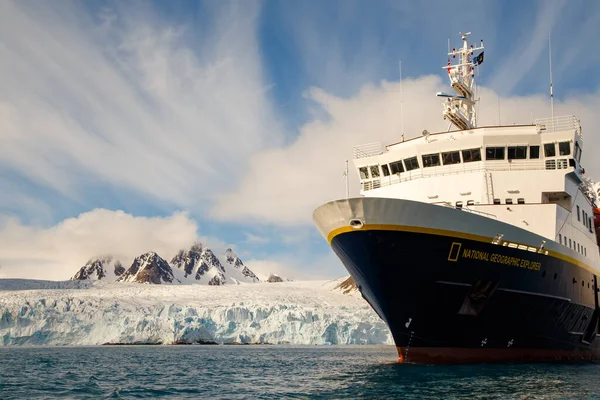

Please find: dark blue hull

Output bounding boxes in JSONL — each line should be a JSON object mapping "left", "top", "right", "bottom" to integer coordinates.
{"left": 331, "top": 228, "right": 600, "bottom": 363}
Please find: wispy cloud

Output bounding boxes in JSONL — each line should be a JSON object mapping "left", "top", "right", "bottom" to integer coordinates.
{"left": 0, "top": 0, "right": 281, "bottom": 217}
{"left": 243, "top": 232, "right": 269, "bottom": 245}
{"left": 211, "top": 76, "right": 447, "bottom": 224}
{"left": 489, "top": 0, "right": 567, "bottom": 94}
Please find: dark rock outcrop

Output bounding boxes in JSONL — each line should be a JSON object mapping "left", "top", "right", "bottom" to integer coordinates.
{"left": 117, "top": 252, "right": 174, "bottom": 284}
{"left": 266, "top": 274, "right": 284, "bottom": 283}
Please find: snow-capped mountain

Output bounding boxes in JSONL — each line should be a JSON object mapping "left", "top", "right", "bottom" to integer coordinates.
{"left": 71, "top": 257, "right": 125, "bottom": 282}
{"left": 223, "top": 248, "right": 260, "bottom": 283}
{"left": 170, "top": 243, "right": 259, "bottom": 285}
{"left": 71, "top": 242, "right": 260, "bottom": 285}
{"left": 0, "top": 280, "right": 392, "bottom": 346}
{"left": 117, "top": 252, "right": 174, "bottom": 284}
{"left": 170, "top": 242, "right": 225, "bottom": 285}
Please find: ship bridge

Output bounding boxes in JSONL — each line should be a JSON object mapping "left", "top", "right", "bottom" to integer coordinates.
{"left": 352, "top": 113, "right": 593, "bottom": 261}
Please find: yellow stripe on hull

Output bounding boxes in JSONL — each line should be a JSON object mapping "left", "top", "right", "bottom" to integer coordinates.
{"left": 327, "top": 223, "right": 596, "bottom": 275}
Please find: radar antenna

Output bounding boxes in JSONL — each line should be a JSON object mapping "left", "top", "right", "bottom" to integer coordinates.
{"left": 437, "top": 32, "right": 484, "bottom": 130}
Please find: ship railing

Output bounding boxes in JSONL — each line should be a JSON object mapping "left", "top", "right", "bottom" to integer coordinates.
{"left": 353, "top": 142, "right": 383, "bottom": 159}
{"left": 535, "top": 115, "right": 582, "bottom": 140}
{"left": 432, "top": 201, "right": 498, "bottom": 219}
{"left": 361, "top": 158, "right": 568, "bottom": 191}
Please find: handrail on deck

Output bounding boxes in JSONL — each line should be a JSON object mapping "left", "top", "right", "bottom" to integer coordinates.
{"left": 353, "top": 142, "right": 383, "bottom": 159}
{"left": 535, "top": 115, "right": 582, "bottom": 139}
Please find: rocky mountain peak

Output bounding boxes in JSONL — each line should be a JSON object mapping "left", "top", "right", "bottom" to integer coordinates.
{"left": 71, "top": 256, "right": 124, "bottom": 281}
{"left": 223, "top": 248, "right": 260, "bottom": 283}
{"left": 190, "top": 241, "right": 203, "bottom": 254}
{"left": 225, "top": 248, "right": 243, "bottom": 268}
{"left": 117, "top": 252, "right": 174, "bottom": 284}
{"left": 170, "top": 246, "right": 202, "bottom": 278}
{"left": 72, "top": 243, "right": 261, "bottom": 285}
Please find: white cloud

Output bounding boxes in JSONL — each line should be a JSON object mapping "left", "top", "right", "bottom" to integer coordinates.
{"left": 0, "top": 0, "right": 281, "bottom": 213}
{"left": 212, "top": 76, "right": 600, "bottom": 225}
{"left": 0, "top": 209, "right": 199, "bottom": 280}
{"left": 211, "top": 76, "right": 447, "bottom": 224}
{"left": 245, "top": 251, "right": 342, "bottom": 281}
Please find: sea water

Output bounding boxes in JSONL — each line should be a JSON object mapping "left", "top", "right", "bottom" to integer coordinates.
{"left": 1, "top": 345, "right": 599, "bottom": 399}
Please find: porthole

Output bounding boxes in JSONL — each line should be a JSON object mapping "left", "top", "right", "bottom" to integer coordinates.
{"left": 349, "top": 219, "right": 364, "bottom": 229}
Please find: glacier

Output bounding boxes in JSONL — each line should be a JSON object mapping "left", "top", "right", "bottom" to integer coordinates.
{"left": 0, "top": 279, "right": 392, "bottom": 346}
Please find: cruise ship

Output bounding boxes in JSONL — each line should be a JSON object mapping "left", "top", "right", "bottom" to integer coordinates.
{"left": 313, "top": 32, "right": 600, "bottom": 363}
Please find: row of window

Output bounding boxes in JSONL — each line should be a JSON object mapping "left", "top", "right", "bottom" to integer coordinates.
{"left": 359, "top": 141, "right": 577, "bottom": 179}
{"left": 493, "top": 198, "right": 525, "bottom": 205}
{"left": 558, "top": 234, "right": 588, "bottom": 257}
{"left": 576, "top": 205, "right": 594, "bottom": 233}
{"left": 450, "top": 199, "right": 527, "bottom": 208}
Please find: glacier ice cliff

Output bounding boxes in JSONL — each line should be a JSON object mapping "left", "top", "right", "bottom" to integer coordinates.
{"left": 0, "top": 279, "right": 392, "bottom": 346}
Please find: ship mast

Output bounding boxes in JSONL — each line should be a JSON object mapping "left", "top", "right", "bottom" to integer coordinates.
{"left": 437, "top": 32, "right": 484, "bottom": 131}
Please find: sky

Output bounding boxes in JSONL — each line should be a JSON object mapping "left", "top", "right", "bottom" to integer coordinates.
{"left": 1, "top": 0, "right": 599, "bottom": 280}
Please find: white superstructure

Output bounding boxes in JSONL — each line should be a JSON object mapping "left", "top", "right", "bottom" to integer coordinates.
{"left": 352, "top": 33, "right": 599, "bottom": 265}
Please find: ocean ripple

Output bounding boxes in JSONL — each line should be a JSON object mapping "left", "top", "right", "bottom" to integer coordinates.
{"left": 1, "top": 346, "right": 599, "bottom": 399}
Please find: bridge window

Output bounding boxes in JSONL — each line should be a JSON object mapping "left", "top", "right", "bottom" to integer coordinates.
{"left": 359, "top": 167, "right": 368, "bottom": 180}
{"left": 486, "top": 147, "right": 505, "bottom": 160}
{"left": 569, "top": 238, "right": 572, "bottom": 248}
{"left": 544, "top": 143, "right": 556, "bottom": 157}
{"left": 529, "top": 145, "right": 540, "bottom": 159}
{"left": 590, "top": 217, "right": 594, "bottom": 233}
{"left": 422, "top": 153, "right": 441, "bottom": 168}
{"left": 455, "top": 201, "right": 463, "bottom": 209}
{"left": 442, "top": 151, "right": 461, "bottom": 165}
{"left": 505, "top": 198, "right": 513, "bottom": 204}
{"left": 381, "top": 164, "right": 390, "bottom": 176}
{"left": 517, "top": 198, "right": 525, "bottom": 204}
{"left": 559, "top": 141, "right": 571, "bottom": 156}
{"left": 467, "top": 200, "right": 475, "bottom": 206}
{"left": 370, "top": 165, "right": 380, "bottom": 178}
{"left": 389, "top": 160, "right": 404, "bottom": 174}
{"left": 493, "top": 199, "right": 501, "bottom": 204}
{"left": 577, "top": 205, "right": 580, "bottom": 221}
{"left": 507, "top": 146, "right": 527, "bottom": 160}
{"left": 462, "top": 148, "right": 481, "bottom": 163}
{"left": 404, "top": 157, "right": 420, "bottom": 171}
{"left": 575, "top": 142, "right": 582, "bottom": 163}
